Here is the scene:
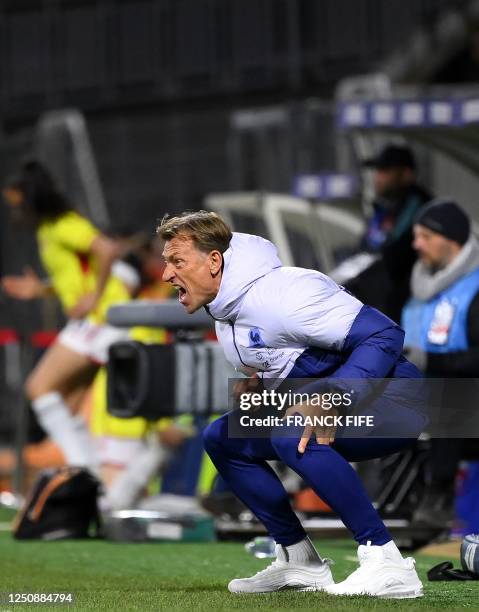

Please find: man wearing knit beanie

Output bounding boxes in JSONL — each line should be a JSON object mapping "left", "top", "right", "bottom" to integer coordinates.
{"left": 414, "top": 199, "right": 470, "bottom": 258}
{"left": 402, "top": 199, "right": 479, "bottom": 530}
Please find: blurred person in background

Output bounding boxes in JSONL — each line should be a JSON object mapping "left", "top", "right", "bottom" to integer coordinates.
{"left": 2, "top": 215, "right": 195, "bottom": 507}
{"left": 345, "top": 144, "right": 431, "bottom": 323}
{"left": 88, "top": 238, "right": 195, "bottom": 511}
{"left": 402, "top": 200, "right": 479, "bottom": 528}
{"left": 2, "top": 159, "right": 130, "bottom": 470}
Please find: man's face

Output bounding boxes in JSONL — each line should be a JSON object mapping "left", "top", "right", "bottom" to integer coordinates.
{"left": 2, "top": 187, "right": 24, "bottom": 208}
{"left": 413, "top": 224, "right": 459, "bottom": 270}
{"left": 162, "top": 234, "right": 222, "bottom": 313}
{"left": 373, "top": 167, "right": 413, "bottom": 198}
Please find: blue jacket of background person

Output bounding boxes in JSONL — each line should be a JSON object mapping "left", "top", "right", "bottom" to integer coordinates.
{"left": 402, "top": 268, "right": 479, "bottom": 353}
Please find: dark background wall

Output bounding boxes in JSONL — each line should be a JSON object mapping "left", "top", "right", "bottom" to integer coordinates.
{"left": 0, "top": 0, "right": 468, "bottom": 122}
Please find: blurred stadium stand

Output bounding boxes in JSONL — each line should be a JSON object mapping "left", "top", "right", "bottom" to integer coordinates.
{"left": 0, "top": 0, "right": 475, "bottom": 230}
{"left": 0, "top": 0, "right": 468, "bottom": 119}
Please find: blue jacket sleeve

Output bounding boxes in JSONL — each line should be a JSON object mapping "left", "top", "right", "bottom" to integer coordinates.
{"left": 296, "top": 306, "right": 406, "bottom": 406}
{"left": 331, "top": 305, "right": 405, "bottom": 379}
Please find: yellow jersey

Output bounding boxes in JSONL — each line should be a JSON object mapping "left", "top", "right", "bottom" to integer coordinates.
{"left": 36, "top": 211, "right": 130, "bottom": 324}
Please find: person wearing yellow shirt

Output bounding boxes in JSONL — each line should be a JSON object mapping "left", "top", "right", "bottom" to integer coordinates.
{"left": 2, "top": 160, "right": 129, "bottom": 469}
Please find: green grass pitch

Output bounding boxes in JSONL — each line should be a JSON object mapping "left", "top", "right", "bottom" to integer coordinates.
{"left": 1, "top": 507, "right": 478, "bottom": 611}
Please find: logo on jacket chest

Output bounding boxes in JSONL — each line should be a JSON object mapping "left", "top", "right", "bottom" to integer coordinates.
{"left": 248, "top": 327, "right": 266, "bottom": 348}
{"left": 245, "top": 327, "right": 286, "bottom": 369}
{"left": 427, "top": 298, "right": 456, "bottom": 345}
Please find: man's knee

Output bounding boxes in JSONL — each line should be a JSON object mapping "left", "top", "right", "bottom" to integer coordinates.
{"left": 25, "top": 373, "right": 43, "bottom": 401}
{"left": 203, "top": 416, "right": 229, "bottom": 455}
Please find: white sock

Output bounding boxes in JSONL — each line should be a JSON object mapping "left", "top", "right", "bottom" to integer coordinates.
{"left": 381, "top": 540, "right": 405, "bottom": 564}
{"left": 106, "top": 438, "right": 169, "bottom": 510}
{"left": 71, "top": 413, "right": 99, "bottom": 472}
{"left": 283, "top": 536, "right": 323, "bottom": 564}
{"left": 32, "top": 392, "right": 97, "bottom": 469}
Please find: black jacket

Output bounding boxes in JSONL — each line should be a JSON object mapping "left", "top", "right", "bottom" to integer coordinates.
{"left": 346, "top": 183, "right": 432, "bottom": 323}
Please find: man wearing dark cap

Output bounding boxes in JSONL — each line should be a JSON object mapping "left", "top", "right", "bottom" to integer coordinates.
{"left": 347, "top": 144, "right": 431, "bottom": 323}
{"left": 402, "top": 199, "right": 479, "bottom": 527}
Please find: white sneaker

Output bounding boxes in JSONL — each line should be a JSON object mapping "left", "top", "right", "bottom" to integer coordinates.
{"left": 325, "top": 542, "right": 423, "bottom": 599}
{"left": 228, "top": 544, "right": 334, "bottom": 593}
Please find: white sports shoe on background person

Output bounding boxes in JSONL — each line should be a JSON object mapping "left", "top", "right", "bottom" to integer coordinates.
{"left": 325, "top": 541, "right": 423, "bottom": 599}
{"left": 228, "top": 543, "right": 334, "bottom": 593}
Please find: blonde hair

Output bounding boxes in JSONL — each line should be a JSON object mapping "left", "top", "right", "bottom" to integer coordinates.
{"left": 157, "top": 210, "right": 232, "bottom": 254}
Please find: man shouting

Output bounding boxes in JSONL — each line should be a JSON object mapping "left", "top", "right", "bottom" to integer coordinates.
{"left": 158, "top": 210, "right": 424, "bottom": 599}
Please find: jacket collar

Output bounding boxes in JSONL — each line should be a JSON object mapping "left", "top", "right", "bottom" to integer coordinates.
{"left": 207, "top": 232, "right": 282, "bottom": 321}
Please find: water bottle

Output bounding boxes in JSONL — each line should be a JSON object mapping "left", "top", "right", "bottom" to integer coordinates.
{"left": 245, "top": 536, "right": 276, "bottom": 558}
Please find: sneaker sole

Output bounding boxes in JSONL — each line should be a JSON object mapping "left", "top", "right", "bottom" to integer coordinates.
{"left": 377, "top": 587, "right": 423, "bottom": 599}
{"left": 326, "top": 586, "right": 423, "bottom": 599}
{"left": 228, "top": 568, "right": 334, "bottom": 594}
{"left": 229, "top": 584, "right": 333, "bottom": 594}
{"left": 229, "top": 578, "right": 334, "bottom": 594}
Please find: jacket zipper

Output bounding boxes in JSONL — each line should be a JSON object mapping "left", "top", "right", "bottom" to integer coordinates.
{"left": 204, "top": 306, "right": 249, "bottom": 368}
{"left": 228, "top": 319, "right": 249, "bottom": 368}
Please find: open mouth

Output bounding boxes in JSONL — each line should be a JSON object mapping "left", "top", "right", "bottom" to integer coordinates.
{"left": 175, "top": 285, "right": 187, "bottom": 304}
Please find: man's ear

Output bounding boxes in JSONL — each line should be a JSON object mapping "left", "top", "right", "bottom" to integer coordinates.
{"left": 209, "top": 250, "right": 223, "bottom": 276}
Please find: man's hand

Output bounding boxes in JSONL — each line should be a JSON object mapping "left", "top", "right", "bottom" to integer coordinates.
{"left": 283, "top": 402, "right": 338, "bottom": 453}
{"left": 232, "top": 373, "right": 261, "bottom": 403}
{"left": 2, "top": 267, "right": 46, "bottom": 300}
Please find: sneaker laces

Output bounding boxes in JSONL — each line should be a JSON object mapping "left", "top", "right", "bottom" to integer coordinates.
{"left": 340, "top": 544, "right": 385, "bottom": 585}
{"left": 248, "top": 548, "right": 332, "bottom": 579}
{"left": 343, "top": 543, "right": 414, "bottom": 585}
{"left": 341, "top": 563, "right": 377, "bottom": 585}
{"left": 249, "top": 558, "right": 287, "bottom": 579}
{"left": 244, "top": 544, "right": 287, "bottom": 578}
